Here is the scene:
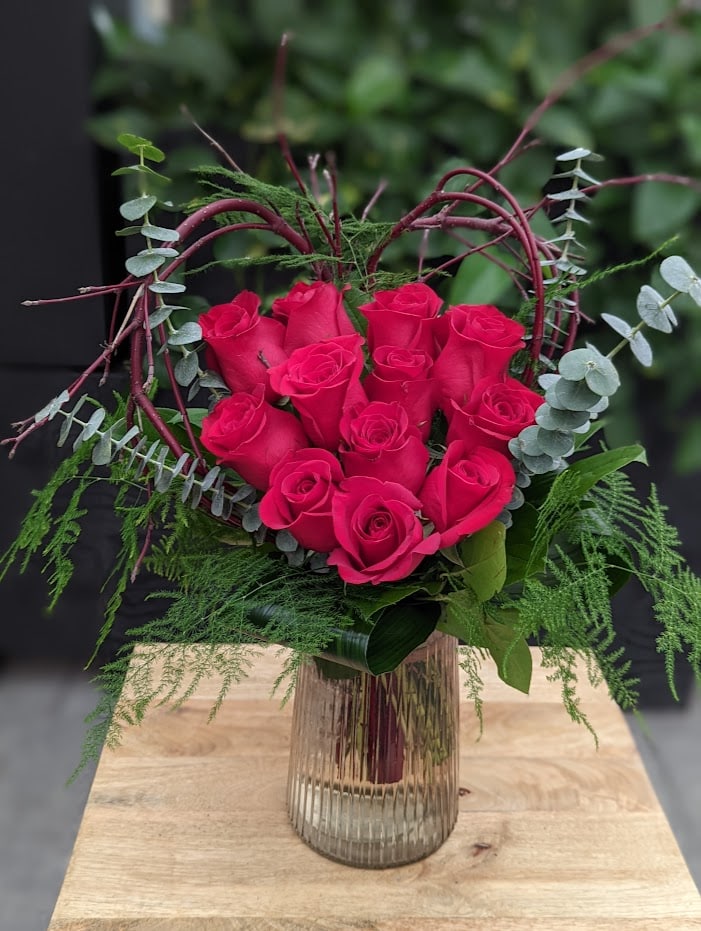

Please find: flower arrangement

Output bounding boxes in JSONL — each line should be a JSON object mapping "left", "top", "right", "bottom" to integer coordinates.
{"left": 2, "top": 22, "right": 701, "bottom": 764}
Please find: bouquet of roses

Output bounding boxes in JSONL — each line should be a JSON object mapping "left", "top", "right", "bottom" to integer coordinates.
{"left": 2, "top": 21, "right": 701, "bottom": 755}
{"left": 199, "top": 281, "right": 529, "bottom": 585}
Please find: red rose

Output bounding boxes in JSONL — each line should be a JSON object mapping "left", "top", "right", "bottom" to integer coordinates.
{"left": 339, "top": 401, "right": 429, "bottom": 493}
{"left": 200, "top": 389, "right": 308, "bottom": 491}
{"left": 199, "top": 291, "right": 287, "bottom": 400}
{"left": 267, "top": 334, "right": 367, "bottom": 449}
{"left": 271, "top": 281, "right": 356, "bottom": 352}
{"left": 432, "top": 304, "right": 525, "bottom": 412}
{"left": 364, "top": 346, "right": 436, "bottom": 440}
{"left": 259, "top": 448, "right": 342, "bottom": 552}
{"left": 420, "top": 441, "right": 515, "bottom": 548}
{"left": 328, "top": 476, "right": 440, "bottom": 585}
{"left": 359, "top": 282, "right": 443, "bottom": 355}
{"left": 447, "top": 376, "right": 544, "bottom": 454}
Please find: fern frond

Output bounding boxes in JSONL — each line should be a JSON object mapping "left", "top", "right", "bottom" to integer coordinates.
{"left": 458, "top": 646, "right": 485, "bottom": 736}
{"left": 0, "top": 440, "right": 94, "bottom": 595}
{"left": 586, "top": 475, "right": 701, "bottom": 698}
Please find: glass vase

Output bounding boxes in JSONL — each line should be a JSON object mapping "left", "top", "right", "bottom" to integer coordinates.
{"left": 286, "top": 631, "right": 459, "bottom": 868}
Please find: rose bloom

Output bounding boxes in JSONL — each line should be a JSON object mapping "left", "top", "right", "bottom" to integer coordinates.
{"left": 432, "top": 304, "right": 526, "bottom": 411}
{"left": 258, "top": 448, "right": 343, "bottom": 553}
{"left": 339, "top": 401, "right": 429, "bottom": 493}
{"left": 200, "top": 389, "right": 308, "bottom": 491}
{"left": 271, "top": 281, "right": 355, "bottom": 352}
{"left": 420, "top": 440, "right": 515, "bottom": 548}
{"left": 364, "top": 345, "right": 436, "bottom": 440}
{"left": 447, "top": 376, "right": 544, "bottom": 454}
{"left": 359, "top": 282, "right": 443, "bottom": 356}
{"left": 198, "top": 291, "right": 287, "bottom": 400}
{"left": 267, "top": 334, "right": 367, "bottom": 449}
{"left": 328, "top": 476, "right": 440, "bottom": 585}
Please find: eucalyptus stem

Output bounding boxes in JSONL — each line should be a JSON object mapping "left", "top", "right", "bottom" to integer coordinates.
{"left": 607, "top": 290, "right": 681, "bottom": 360}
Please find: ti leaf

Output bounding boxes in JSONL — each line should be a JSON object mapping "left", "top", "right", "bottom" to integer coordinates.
{"left": 482, "top": 614, "right": 532, "bottom": 694}
{"left": 313, "top": 598, "right": 441, "bottom": 675}
{"left": 566, "top": 444, "right": 647, "bottom": 496}
{"left": 458, "top": 521, "right": 507, "bottom": 602}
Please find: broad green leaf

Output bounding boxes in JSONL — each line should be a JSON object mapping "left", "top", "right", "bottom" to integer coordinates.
{"left": 448, "top": 254, "right": 512, "bottom": 306}
{"left": 483, "top": 618, "right": 532, "bottom": 694}
{"left": 504, "top": 503, "right": 542, "bottom": 584}
{"left": 349, "top": 580, "right": 442, "bottom": 620}
{"left": 566, "top": 444, "right": 648, "bottom": 496}
{"left": 314, "top": 599, "right": 441, "bottom": 675}
{"left": 458, "top": 521, "right": 507, "bottom": 602}
{"left": 112, "top": 165, "right": 171, "bottom": 183}
{"left": 182, "top": 408, "right": 208, "bottom": 429}
{"left": 437, "top": 587, "right": 485, "bottom": 643}
{"left": 119, "top": 195, "right": 157, "bottom": 221}
{"left": 117, "top": 133, "right": 165, "bottom": 162}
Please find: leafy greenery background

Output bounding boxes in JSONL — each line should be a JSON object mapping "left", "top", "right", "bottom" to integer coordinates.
{"left": 90, "top": 0, "right": 701, "bottom": 469}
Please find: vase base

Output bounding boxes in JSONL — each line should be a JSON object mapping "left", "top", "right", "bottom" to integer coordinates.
{"left": 288, "top": 775, "right": 457, "bottom": 869}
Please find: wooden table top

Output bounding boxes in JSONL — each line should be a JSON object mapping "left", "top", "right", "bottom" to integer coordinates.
{"left": 49, "top": 646, "right": 701, "bottom": 930}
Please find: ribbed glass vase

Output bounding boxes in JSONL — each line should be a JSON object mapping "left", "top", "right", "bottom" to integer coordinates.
{"left": 286, "top": 631, "right": 459, "bottom": 868}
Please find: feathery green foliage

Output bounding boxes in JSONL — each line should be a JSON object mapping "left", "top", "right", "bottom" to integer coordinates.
{"left": 503, "top": 467, "right": 701, "bottom": 730}
{"left": 0, "top": 441, "right": 95, "bottom": 605}
{"left": 76, "top": 503, "right": 360, "bottom": 757}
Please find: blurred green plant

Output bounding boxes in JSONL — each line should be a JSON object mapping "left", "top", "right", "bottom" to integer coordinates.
{"left": 90, "top": 0, "right": 701, "bottom": 469}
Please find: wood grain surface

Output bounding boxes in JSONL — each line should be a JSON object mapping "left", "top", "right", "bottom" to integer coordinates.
{"left": 48, "top": 647, "right": 701, "bottom": 930}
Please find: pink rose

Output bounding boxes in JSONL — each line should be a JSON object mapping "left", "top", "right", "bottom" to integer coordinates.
{"left": 359, "top": 282, "right": 443, "bottom": 355}
{"left": 339, "top": 401, "right": 429, "bottom": 493}
{"left": 200, "top": 389, "right": 309, "bottom": 491}
{"left": 447, "top": 376, "right": 544, "bottom": 454}
{"left": 271, "top": 281, "right": 356, "bottom": 352}
{"left": 199, "top": 291, "right": 287, "bottom": 400}
{"left": 432, "top": 304, "right": 526, "bottom": 411}
{"left": 267, "top": 334, "right": 367, "bottom": 449}
{"left": 258, "top": 448, "right": 343, "bottom": 553}
{"left": 420, "top": 441, "right": 515, "bottom": 548}
{"left": 328, "top": 476, "right": 440, "bottom": 585}
{"left": 364, "top": 345, "right": 436, "bottom": 440}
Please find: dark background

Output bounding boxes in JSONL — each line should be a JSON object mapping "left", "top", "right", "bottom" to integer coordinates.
{"left": 0, "top": 0, "right": 127, "bottom": 662}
